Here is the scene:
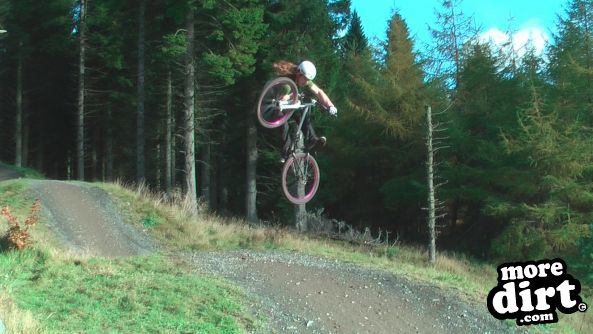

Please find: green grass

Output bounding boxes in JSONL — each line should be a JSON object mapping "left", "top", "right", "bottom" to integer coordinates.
{"left": 0, "top": 249, "right": 257, "bottom": 334}
{"left": 0, "top": 161, "right": 44, "bottom": 179}
{"left": 0, "top": 179, "right": 35, "bottom": 214}
{"left": 98, "top": 181, "right": 283, "bottom": 251}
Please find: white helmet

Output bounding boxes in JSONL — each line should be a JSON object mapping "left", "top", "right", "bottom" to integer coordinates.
{"left": 298, "top": 60, "right": 317, "bottom": 80}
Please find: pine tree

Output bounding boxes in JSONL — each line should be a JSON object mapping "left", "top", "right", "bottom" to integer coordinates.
{"left": 548, "top": 0, "right": 593, "bottom": 121}
{"left": 323, "top": 11, "right": 428, "bottom": 235}
{"left": 346, "top": 12, "right": 425, "bottom": 138}
{"left": 183, "top": 2, "right": 197, "bottom": 214}
{"left": 428, "top": 0, "right": 478, "bottom": 90}
{"left": 76, "top": 0, "right": 87, "bottom": 180}
{"left": 494, "top": 87, "right": 593, "bottom": 259}
{"left": 343, "top": 10, "right": 367, "bottom": 56}
{"left": 488, "top": 1, "right": 593, "bottom": 260}
{"left": 136, "top": 0, "right": 146, "bottom": 183}
{"left": 1, "top": 0, "right": 74, "bottom": 172}
{"left": 84, "top": 0, "right": 134, "bottom": 182}
{"left": 440, "top": 42, "right": 531, "bottom": 254}
{"left": 0, "top": 3, "right": 7, "bottom": 146}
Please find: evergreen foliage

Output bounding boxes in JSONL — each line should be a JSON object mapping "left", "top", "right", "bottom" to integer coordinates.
{"left": 547, "top": 0, "right": 593, "bottom": 118}
{"left": 343, "top": 10, "right": 367, "bottom": 56}
{"left": 428, "top": 0, "right": 478, "bottom": 88}
{"left": 573, "top": 225, "right": 593, "bottom": 285}
{"left": 1, "top": 0, "right": 593, "bottom": 277}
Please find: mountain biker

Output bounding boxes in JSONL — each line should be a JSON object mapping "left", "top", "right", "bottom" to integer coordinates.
{"left": 273, "top": 60, "right": 338, "bottom": 161}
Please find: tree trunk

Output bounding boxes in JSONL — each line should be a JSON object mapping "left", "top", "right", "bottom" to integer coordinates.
{"left": 200, "top": 139, "right": 211, "bottom": 209}
{"left": 15, "top": 39, "right": 23, "bottom": 167}
{"left": 156, "top": 142, "right": 161, "bottom": 189}
{"left": 36, "top": 142, "right": 43, "bottom": 172}
{"left": 220, "top": 185, "right": 229, "bottom": 214}
{"left": 426, "top": 105, "right": 436, "bottom": 264}
{"left": 245, "top": 107, "right": 258, "bottom": 223}
{"left": 184, "top": 5, "right": 198, "bottom": 214}
{"left": 92, "top": 140, "right": 98, "bottom": 181}
{"left": 77, "top": 0, "right": 87, "bottom": 180}
{"left": 210, "top": 151, "right": 218, "bottom": 211}
{"left": 165, "top": 69, "right": 173, "bottom": 194}
{"left": 22, "top": 107, "right": 29, "bottom": 167}
{"left": 106, "top": 105, "right": 114, "bottom": 181}
{"left": 136, "top": 0, "right": 146, "bottom": 183}
{"left": 217, "top": 128, "right": 228, "bottom": 213}
{"left": 294, "top": 129, "right": 307, "bottom": 232}
{"left": 172, "top": 110, "right": 177, "bottom": 189}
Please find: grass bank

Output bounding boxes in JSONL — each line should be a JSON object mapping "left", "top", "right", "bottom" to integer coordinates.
{"left": 0, "top": 161, "right": 44, "bottom": 179}
{"left": 0, "top": 249, "right": 257, "bottom": 333}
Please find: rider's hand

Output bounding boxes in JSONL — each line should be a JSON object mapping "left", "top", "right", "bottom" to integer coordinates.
{"left": 329, "top": 106, "right": 338, "bottom": 116}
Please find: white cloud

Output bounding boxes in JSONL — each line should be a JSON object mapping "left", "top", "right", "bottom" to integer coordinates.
{"left": 479, "top": 24, "right": 550, "bottom": 58}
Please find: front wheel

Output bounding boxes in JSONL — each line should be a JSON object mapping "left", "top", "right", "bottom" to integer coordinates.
{"left": 257, "top": 77, "right": 299, "bottom": 128}
{"left": 281, "top": 153, "right": 320, "bottom": 204}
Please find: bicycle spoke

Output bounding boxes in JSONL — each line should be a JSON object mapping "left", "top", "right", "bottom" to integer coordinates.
{"left": 257, "top": 78, "right": 298, "bottom": 128}
{"left": 282, "top": 153, "right": 320, "bottom": 204}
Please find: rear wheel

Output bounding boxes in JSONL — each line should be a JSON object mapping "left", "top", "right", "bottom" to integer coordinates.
{"left": 281, "top": 153, "right": 320, "bottom": 204}
{"left": 257, "top": 77, "right": 299, "bottom": 128}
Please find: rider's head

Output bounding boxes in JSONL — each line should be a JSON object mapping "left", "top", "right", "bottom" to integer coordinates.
{"left": 297, "top": 60, "right": 316, "bottom": 82}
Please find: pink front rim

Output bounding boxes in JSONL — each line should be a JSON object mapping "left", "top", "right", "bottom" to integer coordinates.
{"left": 259, "top": 109, "right": 293, "bottom": 128}
{"left": 256, "top": 78, "right": 299, "bottom": 129}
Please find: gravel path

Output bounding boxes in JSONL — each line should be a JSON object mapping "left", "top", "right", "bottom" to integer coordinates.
{"left": 188, "top": 250, "right": 525, "bottom": 334}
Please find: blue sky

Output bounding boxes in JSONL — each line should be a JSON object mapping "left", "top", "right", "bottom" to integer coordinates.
{"left": 351, "top": 0, "right": 570, "bottom": 55}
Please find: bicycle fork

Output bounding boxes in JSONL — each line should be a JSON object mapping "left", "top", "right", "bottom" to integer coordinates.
{"left": 290, "top": 153, "right": 311, "bottom": 186}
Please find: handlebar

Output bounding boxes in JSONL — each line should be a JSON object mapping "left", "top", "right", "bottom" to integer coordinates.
{"left": 278, "top": 98, "right": 318, "bottom": 112}
{"left": 278, "top": 96, "right": 336, "bottom": 117}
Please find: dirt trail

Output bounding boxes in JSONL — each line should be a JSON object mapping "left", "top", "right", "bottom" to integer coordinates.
{"left": 0, "top": 167, "right": 527, "bottom": 333}
{"left": 190, "top": 251, "right": 523, "bottom": 334}
{"left": 0, "top": 167, "right": 21, "bottom": 182}
{"left": 25, "top": 179, "right": 154, "bottom": 257}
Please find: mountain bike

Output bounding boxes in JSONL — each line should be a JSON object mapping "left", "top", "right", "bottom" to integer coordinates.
{"left": 256, "top": 77, "right": 323, "bottom": 205}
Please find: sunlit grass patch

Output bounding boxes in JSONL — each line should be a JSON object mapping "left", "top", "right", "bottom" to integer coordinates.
{"left": 0, "top": 288, "right": 43, "bottom": 334}
{"left": 0, "top": 248, "right": 257, "bottom": 333}
{"left": 0, "top": 180, "right": 34, "bottom": 217}
{"left": 98, "top": 181, "right": 295, "bottom": 251}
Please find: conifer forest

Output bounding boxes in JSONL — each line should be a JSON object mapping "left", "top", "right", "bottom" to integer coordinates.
{"left": 1, "top": 0, "right": 592, "bottom": 283}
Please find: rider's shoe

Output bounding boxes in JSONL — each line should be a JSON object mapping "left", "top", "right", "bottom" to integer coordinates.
{"left": 318, "top": 136, "right": 327, "bottom": 147}
{"left": 308, "top": 136, "right": 326, "bottom": 150}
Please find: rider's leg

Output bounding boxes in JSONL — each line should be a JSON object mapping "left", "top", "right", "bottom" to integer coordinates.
{"left": 304, "top": 115, "right": 325, "bottom": 149}
{"left": 303, "top": 114, "right": 317, "bottom": 143}
{"left": 282, "top": 122, "right": 291, "bottom": 160}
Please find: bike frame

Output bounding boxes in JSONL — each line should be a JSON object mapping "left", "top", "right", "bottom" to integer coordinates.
{"left": 279, "top": 99, "right": 317, "bottom": 155}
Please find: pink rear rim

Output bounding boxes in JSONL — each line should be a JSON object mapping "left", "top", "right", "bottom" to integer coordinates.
{"left": 281, "top": 153, "right": 320, "bottom": 205}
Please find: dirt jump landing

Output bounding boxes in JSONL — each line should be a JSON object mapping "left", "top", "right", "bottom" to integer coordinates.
{"left": 29, "top": 180, "right": 154, "bottom": 257}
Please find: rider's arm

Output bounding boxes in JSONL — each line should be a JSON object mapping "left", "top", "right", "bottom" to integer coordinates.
{"left": 307, "top": 82, "right": 335, "bottom": 109}
{"left": 279, "top": 84, "right": 292, "bottom": 101}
